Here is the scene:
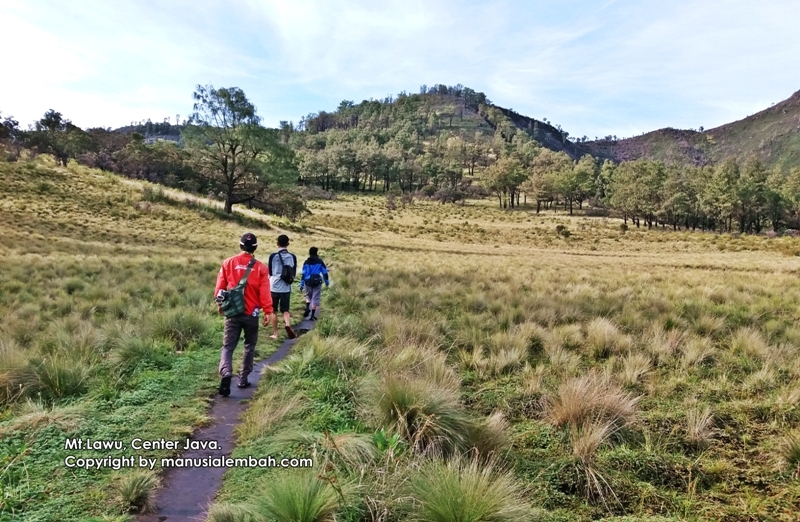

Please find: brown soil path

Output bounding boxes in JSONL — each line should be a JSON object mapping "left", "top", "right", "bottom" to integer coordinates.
{"left": 138, "top": 317, "right": 314, "bottom": 522}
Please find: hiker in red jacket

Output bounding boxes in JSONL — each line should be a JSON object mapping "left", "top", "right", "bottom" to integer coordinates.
{"left": 214, "top": 232, "right": 272, "bottom": 397}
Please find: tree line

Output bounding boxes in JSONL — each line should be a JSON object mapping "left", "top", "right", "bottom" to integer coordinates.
{"left": 4, "top": 83, "right": 800, "bottom": 232}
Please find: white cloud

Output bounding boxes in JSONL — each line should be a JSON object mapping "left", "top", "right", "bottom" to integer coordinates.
{"left": 2, "top": 0, "right": 798, "bottom": 137}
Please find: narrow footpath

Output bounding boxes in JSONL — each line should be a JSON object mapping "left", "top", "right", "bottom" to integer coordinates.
{"left": 138, "top": 317, "right": 315, "bottom": 522}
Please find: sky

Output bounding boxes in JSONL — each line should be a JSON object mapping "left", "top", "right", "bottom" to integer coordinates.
{"left": 2, "top": 0, "right": 799, "bottom": 140}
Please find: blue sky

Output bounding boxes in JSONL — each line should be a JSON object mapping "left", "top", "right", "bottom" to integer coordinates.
{"left": 2, "top": 0, "right": 799, "bottom": 139}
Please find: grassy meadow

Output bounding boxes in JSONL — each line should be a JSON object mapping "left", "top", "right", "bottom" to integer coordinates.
{"left": 0, "top": 157, "right": 312, "bottom": 521}
{"left": 213, "top": 194, "right": 800, "bottom": 521}
{"left": 4, "top": 156, "right": 800, "bottom": 521}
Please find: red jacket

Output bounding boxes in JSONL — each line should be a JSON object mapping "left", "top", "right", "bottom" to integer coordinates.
{"left": 214, "top": 252, "right": 273, "bottom": 316}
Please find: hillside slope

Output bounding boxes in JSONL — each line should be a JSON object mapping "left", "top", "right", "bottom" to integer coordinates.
{"left": 582, "top": 89, "right": 800, "bottom": 168}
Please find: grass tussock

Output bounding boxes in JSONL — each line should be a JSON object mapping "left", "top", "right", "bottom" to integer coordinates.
{"left": 205, "top": 503, "right": 260, "bottom": 522}
{"left": 361, "top": 373, "right": 472, "bottom": 455}
{"left": 116, "top": 470, "right": 160, "bottom": 514}
{"left": 685, "top": 405, "right": 714, "bottom": 447}
{"left": 585, "top": 317, "right": 631, "bottom": 359}
{"left": 253, "top": 471, "right": 340, "bottom": 522}
{"left": 780, "top": 432, "right": 800, "bottom": 479}
{"left": 407, "top": 457, "right": 532, "bottom": 522}
{"left": 0, "top": 399, "right": 86, "bottom": 438}
{"left": 236, "top": 386, "right": 304, "bottom": 443}
{"left": 542, "top": 372, "right": 639, "bottom": 430}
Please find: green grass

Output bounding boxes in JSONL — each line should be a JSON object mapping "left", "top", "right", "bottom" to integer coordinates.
{"left": 6, "top": 156, "right": 800, "bottom": 521}
{"left": 0, "top": 157, "right": 301, "bottom": 521}
{"left": 214, "top": 190, "right": 800, "bottom": 522}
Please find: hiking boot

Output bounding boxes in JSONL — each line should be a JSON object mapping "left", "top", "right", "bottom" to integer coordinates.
{"left": 218, "top": 376, "right": 232, "bottom": 397}
{"left": 285, "top": 325, "right": 296, "bottom": 339}
{"left": 237, "top": 378, "right": 251, "bottom": 389}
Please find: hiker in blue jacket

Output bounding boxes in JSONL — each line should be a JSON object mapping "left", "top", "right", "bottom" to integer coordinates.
{"left": 299, "top": 247, "right": 330, "bottom": 321}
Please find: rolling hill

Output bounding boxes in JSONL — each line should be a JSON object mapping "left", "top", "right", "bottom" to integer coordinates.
{"left": 581, "top": 89, "right": 800, "bottom": 169}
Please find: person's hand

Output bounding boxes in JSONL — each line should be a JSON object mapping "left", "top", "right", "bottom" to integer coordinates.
{"left": 217, "top": 305, "right": 223, "bottom": 315}
{"left": 262, "top": 314, "right": 270, "bottom": 327}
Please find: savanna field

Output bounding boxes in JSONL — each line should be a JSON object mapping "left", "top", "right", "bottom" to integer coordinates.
{"left": 3, "top": 157, "right": 800, "bottom": 521}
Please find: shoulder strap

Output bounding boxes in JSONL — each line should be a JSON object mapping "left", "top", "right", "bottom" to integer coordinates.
{"left": 237, "top": 257, "right": 257, "bottom": 288}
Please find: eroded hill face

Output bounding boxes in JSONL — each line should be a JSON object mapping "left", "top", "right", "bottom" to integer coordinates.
{"left": 581, "top": 90, "right": 800, "bottom": 169}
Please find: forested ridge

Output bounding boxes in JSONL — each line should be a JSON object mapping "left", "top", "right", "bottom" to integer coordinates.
{"left": 2, "top": 83, "right": 800, "bottom": 233}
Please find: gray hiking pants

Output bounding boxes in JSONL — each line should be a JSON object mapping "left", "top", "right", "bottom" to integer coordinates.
{"left": 219, "top": 315, "right": 259, "bottom": 380}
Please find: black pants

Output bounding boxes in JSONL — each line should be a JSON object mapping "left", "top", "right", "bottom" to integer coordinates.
{"left": 218, "top": 314, "right": 259, "bottom": 380}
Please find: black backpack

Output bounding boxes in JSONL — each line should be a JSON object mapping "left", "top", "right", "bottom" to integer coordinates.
{"left": 276, "top": 252, "right": 295, "bottom": 285}
{"left": 306, "top": 273, "right": 322, "bottom": 288}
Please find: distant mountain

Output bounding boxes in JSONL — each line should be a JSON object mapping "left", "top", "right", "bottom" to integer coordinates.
{"left": 580, "top": 89, "right": 800, "bottom": 169}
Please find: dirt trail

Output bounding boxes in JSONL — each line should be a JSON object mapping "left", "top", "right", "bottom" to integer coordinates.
{"left": 138, "top": 317, "right": 314, "bottom": 522}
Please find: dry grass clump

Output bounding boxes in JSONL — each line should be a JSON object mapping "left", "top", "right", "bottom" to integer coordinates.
{"left": 465, "top": 411, "right": 511, "bottom": 458}
{"left": 730, "top": 327, "right": 773, "bottom": 361}
{"left": 544, "top": 324, "right": 584, "bottom": 352}
{"left": 646, "top": 326, "right": 686, "bottom": 364}
{"left": 542, "top": 372, "right": 639, "bottom": 430}
{"left": 743, "top": 366, "right": 777, "bottom": 394}
{"left": 570, "top": 417, "right": 620, "bottom": 504}
{"left": 0, "top": 399, "right": 87, "bottom": 438}
{"left": 691, "top": 314, "right": 726, "bottom": 338}
{"left": 620, "top": 352, "right": 652, "bottom": 386}
{"left": 685, "top": 405, "right": 714, "bottom": 447}
{"left": 458, "top": 331, "right": 528, "bottom": 378}
{"left": 509, "top": 321, "right": 548, "bottom": 354}
{"left": 520, "top": 363, "right": 546, "bottom": 396}
{"left": 585, "top": 317, "right": 631, "bottom": 359}
{"left": 681, "top": 336, "right": 716, "bottom": 368}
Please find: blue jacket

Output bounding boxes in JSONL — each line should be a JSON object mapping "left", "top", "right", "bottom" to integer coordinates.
{"left": 299, "top": 256, "right": 329, "bottom": 290}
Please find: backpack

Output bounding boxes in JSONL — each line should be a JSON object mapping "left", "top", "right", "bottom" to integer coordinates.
{"left": 219, "top": 258, "right": 256, "bottom": 318}
{"left": 306, "top": 273, "right": 322, "bottom": 288}
{"left": 276, "top": 252, "right": 295, "bottom": 285}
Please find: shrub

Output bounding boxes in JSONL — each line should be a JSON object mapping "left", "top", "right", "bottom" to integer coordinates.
{"left": 254, "top": 471, "right": 340, "bottom": 522}
{"left": 407, "top": 457, "right": 532, "bottom": 522}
